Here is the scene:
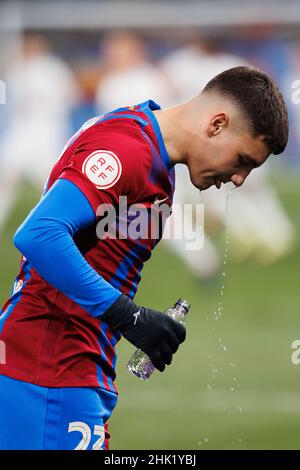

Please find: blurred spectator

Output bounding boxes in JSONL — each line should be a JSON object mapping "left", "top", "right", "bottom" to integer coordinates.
{"left": 95, "top": 30, "right": 174, "bottom": 113}
{"left": 71, "top": 61, "right": 100, "bottom": 132}
{"left": 161, "top": 36, "right": 244, "bottom": 102}
{"left": 227, "top": 29, "right": 299, "bottom": 166}
{"left": 160, "top": 37, "right": 295, "bottom": 278}
{"left": 0, "top": 33, "right": 79, "bottom": 233}
{"left": 285, "top": 39, "right": 300, "bottom": 167}
{"left": 201, "top": 163, "right": 295, "bottom": 265}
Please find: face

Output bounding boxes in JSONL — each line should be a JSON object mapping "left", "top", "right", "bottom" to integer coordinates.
{"left": 187, "top": 112, "right": 270, "bottom": 191}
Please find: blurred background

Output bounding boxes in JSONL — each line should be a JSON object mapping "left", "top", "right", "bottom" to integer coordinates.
{"left": 0, "top": 0, "right": 300, "bottom": 450}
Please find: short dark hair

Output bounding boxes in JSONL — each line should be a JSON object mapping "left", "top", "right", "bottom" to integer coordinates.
{"left": 202, "top": 66, "right": 289, "bottom": 155}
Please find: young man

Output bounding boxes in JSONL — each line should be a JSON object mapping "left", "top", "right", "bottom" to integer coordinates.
{"left": 0, "top": 66, "right": 288, "bottom": 450}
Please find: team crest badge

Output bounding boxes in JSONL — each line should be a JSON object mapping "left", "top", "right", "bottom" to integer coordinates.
{"left": 82, "top": 150, "right": 122, "bottom": 189}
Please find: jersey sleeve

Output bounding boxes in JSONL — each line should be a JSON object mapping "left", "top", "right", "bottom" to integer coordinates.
{"left": 13, "top": 178, "right": 122, "bottom": 317}
{"left": 59, "top": 121, "right": 152, "bottom": 213}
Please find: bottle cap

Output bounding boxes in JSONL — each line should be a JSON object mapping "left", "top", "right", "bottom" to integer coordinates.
{"left": 174, "top": 298, "right": 190, "bottom": 314}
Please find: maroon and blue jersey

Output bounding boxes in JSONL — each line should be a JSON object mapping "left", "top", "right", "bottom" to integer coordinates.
{"left": 0, "top": 100, "right": 175, "bottom": 394}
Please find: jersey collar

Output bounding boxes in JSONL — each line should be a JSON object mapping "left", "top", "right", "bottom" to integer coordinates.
{"left": 138, "top": 100, "right": 174, "bottom": 173}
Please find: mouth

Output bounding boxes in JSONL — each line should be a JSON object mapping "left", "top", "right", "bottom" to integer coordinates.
{"left": 198, "top": 177, "right": 228, "bottom": 191}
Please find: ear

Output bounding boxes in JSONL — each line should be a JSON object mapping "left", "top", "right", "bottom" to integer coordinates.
{"left": 207, "top": 113, "right": 229, "bottom": 137}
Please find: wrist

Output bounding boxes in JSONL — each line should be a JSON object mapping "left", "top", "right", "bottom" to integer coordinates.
{"left": 101, "top": 294, "right": 139, "bottom": 331}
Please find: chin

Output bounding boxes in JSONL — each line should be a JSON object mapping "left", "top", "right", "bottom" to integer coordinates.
{"left": 188, "top": 168, "right": 214, "bottom": 191}
{"left": 191, "top": 180, "right": 212, "bottom": 191}
{"left": 200, "top": 184, "right": 212, "bottom": 191}
{"left": 192, "top": 182, "right": 205, "bottom": 191}
{"left": 196, "top": 176, "right": 215, "bottom": 191}
{"left": 189, "top": 175, "right": 204, "bottom": 191}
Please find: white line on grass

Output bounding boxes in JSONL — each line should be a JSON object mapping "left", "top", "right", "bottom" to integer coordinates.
{"left": 119, "top": 389, "right": 300, "bottom": 414}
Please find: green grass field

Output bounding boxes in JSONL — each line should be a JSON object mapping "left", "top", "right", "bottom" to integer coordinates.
{"left": 0, "top": 173, "right": 299, "bottom": 450}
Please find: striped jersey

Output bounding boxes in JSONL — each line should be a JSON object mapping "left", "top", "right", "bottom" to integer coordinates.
{"left": 0, "top": 100, "right": 175, "bottom": 393}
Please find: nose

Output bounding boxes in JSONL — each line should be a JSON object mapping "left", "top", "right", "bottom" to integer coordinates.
{"left": 230, "top": 169, "right": 251, "bottom": 187}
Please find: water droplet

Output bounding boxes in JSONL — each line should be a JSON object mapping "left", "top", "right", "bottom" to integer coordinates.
{"left": 207, "top": 384, "right": 212, "bottom": 391}
{"left": 223, "top": 346, "right": 227, "bottom": 352}
{"left": 233, "top": 377, "right": 237, "bottom": 382}
{"left": 204, "top": 438, "right": 208, "bottom": 443}
{"left": 230, "top": 387, "right": 234, "bottom": 391}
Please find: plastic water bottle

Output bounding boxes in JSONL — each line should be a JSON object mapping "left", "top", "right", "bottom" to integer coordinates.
{"left": 126, "top": 298, "right": 190, "bottom": 380}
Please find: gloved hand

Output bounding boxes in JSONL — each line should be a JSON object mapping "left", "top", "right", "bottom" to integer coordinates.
{"left": 101, "top": 294, "right": 186, "bottom": 372}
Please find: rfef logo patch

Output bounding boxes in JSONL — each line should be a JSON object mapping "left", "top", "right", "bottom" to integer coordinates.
{"left": 82, "top": 150, "right": 122, "bottom": 189}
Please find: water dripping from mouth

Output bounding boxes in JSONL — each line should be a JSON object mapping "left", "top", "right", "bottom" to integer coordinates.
{"left": 201, "top": 187, "right": 244, "bottom": 447}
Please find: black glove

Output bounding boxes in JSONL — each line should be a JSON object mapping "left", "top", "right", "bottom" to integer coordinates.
{"left": 101, "top": 294, "right": 186, "bottom": 372}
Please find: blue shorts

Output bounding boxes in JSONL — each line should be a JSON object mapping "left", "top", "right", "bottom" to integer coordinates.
{"left": 0, "top": 374, "right": 118, "bottom": 450}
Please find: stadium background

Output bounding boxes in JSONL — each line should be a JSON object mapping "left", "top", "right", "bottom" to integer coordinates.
{"left": 0, "top": 0, "right": 300, "bottom": 450}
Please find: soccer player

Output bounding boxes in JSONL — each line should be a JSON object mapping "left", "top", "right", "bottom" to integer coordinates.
{"left": 0, "top": 67, "right": 288, "bottom": 450}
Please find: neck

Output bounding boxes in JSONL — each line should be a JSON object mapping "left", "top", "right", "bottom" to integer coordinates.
{"left": 153, "top": 100, "right": 201, "bottom": 166}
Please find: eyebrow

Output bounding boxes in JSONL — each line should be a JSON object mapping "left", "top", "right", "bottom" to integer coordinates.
{"left": 241, "top": 153, "right": 260, "bottom": 169}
